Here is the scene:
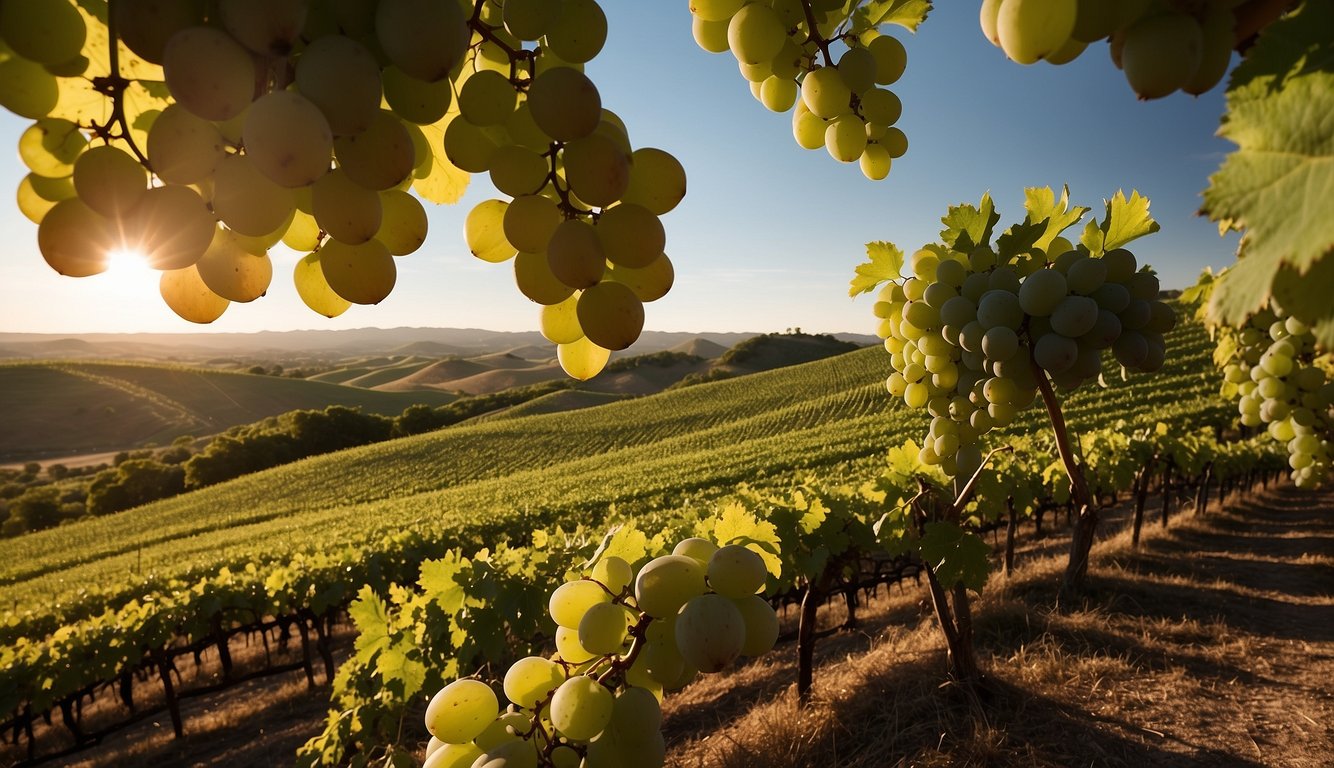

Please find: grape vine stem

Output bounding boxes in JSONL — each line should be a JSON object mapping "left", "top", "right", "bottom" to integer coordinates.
{"left": 93, "top": 0, "right": 150, "bottom": 168}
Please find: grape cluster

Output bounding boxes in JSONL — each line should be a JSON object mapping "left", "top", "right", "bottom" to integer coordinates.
{"left": 689, "top": 0, "right": 909, "bottom": 180}
{"left": 423, "top": 538, "right": 777, "bottom": 768}
{"left": 873, "top": 240, "right": 1175, "bottom": 477}
{"left": 1218, "top": 306, "right": 1333, "bottom": 489}
{"left": 7, "top": 0, "right": 683, "bottom": 379}
{"left": 980, "top": 0, "right": 1237, "bottom": 99}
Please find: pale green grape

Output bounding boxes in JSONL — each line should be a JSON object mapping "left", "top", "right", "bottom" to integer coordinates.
{"left": 466, "top": 199, "right": 517, "bottom": 264}
{"left": 549, "top": 579, "right": 610, "bottom": 629}
{"left": 514, "top": 250, "right": 575, "bottom": 305}
{"left": 622, "top": 147, "right": 686, "bottom": 215}
{"left": 375, "top": 0, "right": 469, "bottom": 82}
{"left": 1185, "top": 3, "right": 1235, "bottom": 95}
{"left": 547, "top": 218, "right": 605, "bottom": 288}
{"left": 634, "top": 554, "right": 706, "bottom": 618}
{"left": 733, "top": 594, "right": 779, "bottom": 656}
{"left": 502, "top": 656, "right": 565, "bottom": 710}
{"left": 162, "top": 27, "right": 256, "bottom": 121}
{"left": 318, "top": 237, "right": 395, "bottom": 304}
{"left": 503, "top": 194, "right": 562, "bottom": 253}
{"left": 374, "top": 189, "right": 427, "bottom": 255}
{"left": 1034, "top": 331, "right": 1079, "bottom": 372}
{"left": 37, "top": 198, "right": 111, "bottom": 277}
{"left": 881, "top": 126, "right": 907, "bottom": 158}
{"left": 706, "top": 545, "right": 767, "bottom": 598}
{"left": 294, "top": 252, "right": 350, "bottom": 318}
{"left": 558, "top": 335, "right": 611, "bottom": 380}
{"left": 18, "top": 118, "right": 86, "bottom": 178}
{"left": 758, "top": 76, "right": 797, "bottom": 112}
{"left": 1018, "top": 268, "right": 1067, "bottom": 316}
{"left": 563, "top": 133, "right": 630, "bottom": 207}
{"left": 1065, "top": 256, "right": 1107, "bottom": 294}
{"left": 675, "top": 593, "right": 746, "bottom": 673}
{"left": 592, "top": 556, "right": 633, "bottom": 595}
{"left": 596, "top": 203, "right": 663, "bottom": 268}
{"left": 801, "top": 66, "right": 850, "bottom": 119}
{"left": 295, "top": 34, "right": 382, "bottom": 136}
{"left": 0, "top": 49, "right": 59, "bottom": 119}
{"left": 836, "top": 46, "right": 877, "bottom": 94}
{"left": 147, "top": 105, "right": 225, "bottom": 185}
{"left": 0, "top": 0, "right": 86, "bottom": 65}
{"left": 460, "top": 70, "right": 518, "bottom": 127}
{"left": 635, "top": 636, "right": 684, "bottom": 687}
{"left": 504, "top": 0, "right": 562, "bottom": 40}
{"left": 472, "top": 711, "right": 530, "bottom": 751}
{"left": 727, "top": 3, "right": 784, "bottom": 66}
{"left": 555, "top": 624, "right": 597, "bottom": 662}
{"left": 443, "top": 116, "right": 501, "bottom": 174}
{"left": 541, "top": 293, "right": 584, "bottom": 344}
{"left": 488, "top": 144, "right": 549, "bottom": 197}
{"left": 195, "top": 226, "right": 271, "bottom": 301}
{"left": 422, "top": 742, "right": 483, "bottom": 768}
{"left": 334, "top": 110, "right": 414, "bottom": 190}
{"left": 860, "top": 87, "right": 901, "bottom": 128}
{"left": 825, "top": 114, "right": 867, "bottom": 163}
{"left": 672, "top": 537, "right": 718, "bottom": 565}
{"left": 692, "top": 16, "right": 730, "bottom": 53}
{"left": 425, "top": 679, "right": 499, "bottom": 745}
{"left": 243, "top": 90, "right": 333, "bottom": 188}
{"left": 544, "top": 0, "right": 607, "bottom": 63}
{"left": 159, "top": 264, "right": 228, "bottom": 323}
{"left": 576, "top": 281, "right": 644, "bottom": 350}
{"left": 313, "top": 168, "right": 381, "bottom": 245}
{"left": 1050, "top": 295, "right": 1099, "bottom": 337}
{"left": 550, "top": 675, "right": 613, "bottom": 741}
{"left": 218, "top": 0, "right": 304, "bottom": 55}
{"left": 996, "top": 0, "right": 1077, "bottom": 65}
{"left": 72, "top": 145, "right": 147, "bottom": 220}
{"left": 792, "top": 102, "right": 826, "bottom": 150}
{"left": 382, "top": 66, "right": 452, "bottom": 126}
{"left": 527, "top": 66, "right": 602, "bottom": 141}
{"left": 506, "top": 103, "right": 553, "bottom": 153}
{"left": 578, "top": 601, "right": 631, "bottom": 655}
{"left": 607, "top": 252, "right": 674, "bottom": 303}
{"left": 867, "top": 33, "right": 907, "bottom": 84}
{"left": 976, "top": 289, "right": 1023, "bottom": 330}
{"left": 114, "top": 0, "right": 207, "bottom": 64}
{"left": 1121, "top": 12, "right": 1203, "bottom": 99}
{"left": 128, "top": 184, "right": 216, "bottom": 270}
{"left": 690, "top": 0, "right": 744, "bottom": 23}
{"left": 212, "top": 153, "right": 295, "bottom": 237}
{"left": 17, "top": 174, "right": 69, "bottom": 224}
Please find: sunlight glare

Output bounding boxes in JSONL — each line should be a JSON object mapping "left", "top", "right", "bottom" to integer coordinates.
{"left": 103, "top": 247, "right": 160, "bottom": 290}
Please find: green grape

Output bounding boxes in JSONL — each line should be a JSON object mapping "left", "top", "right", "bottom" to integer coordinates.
{"left": 634, "top": 635, "right": 684, "bottom": 687}
{"left": 759, "top": 76, "right": 797, "bottom": 112}
{"left": 563, "top": 133, "right": 630, "bottom": 207}
{"left": 792, "top": 102, "right": 827, "bottom": 150}
{"left": 706, "top": 544, "right": 767, "bottom": 598}
{"left": 672, "top": 537, "right": 719, "bottom": 564}
{"left": 423, "top": 742, "right": 484, "bottom": 768}
{"left": 460, "top": 70, "right": 518, "bottom": 127}
{"left": 527, "top": 66, "right": 602, "bottom": 141}
{"left": 1018, "top": 268, "right": 1067, "bottom": 316}
{"left": 1050, "top": 295, "right": 1099, "bottom": 337}
{"left": 212, "top": 153, "right": 295, "bottom": 237}
{"left": 1112, "top": 330, "right": 1148, "bottom": 369}
{"left": 801, "top": 66, "right": 851, "bottom": 119}
{"left": 727, "top": 3, "right": 784, "bottom": 66}
{"left": 486, "top": 144, "right": 547, "bottom": 197}
{"left": 541, "top": 293, "right": 584, "bottom": 344}
{"left": 17, "top": 174, "right": 66, "bottom": 224}
{"left": 592, "top": 556, "right": 633, "bottom": 595}
{"left": 72, "top": 145, "right": 147, "bottom": 221}
{"left": 1065, "top": 256, "right": 1107, "bottom": 294}
{"left": 37, "top": 198, "right": 111, "bottom": 277}
{"left": 0, "top": 50, "right": 59, "bottom": 119}
{"left": 692, "top": 15, "right": 730, "bottom": 53}
{"left": 243, "top": 90, "right": 333, "bottom": 188}
{"left": 0, "top": 0, "right": 86, "bottom": 65}
{"left": 1044, "top": 35, "right": 1088, "bottom": 65}
{"left": 607, "top": 252, "right": 674, "bottom": 302}
{"left": 558, "top": 335, "right": 611, "bottom": 380}
{"left": 317, "top": 238, "right": 395, "bottom": 305}
{"left": 860, "top": 87, "right": 901, "bottom": 128}
{"left": 833, "top": 46, "right": 874, "bottom": 94}
{"left": 547, "top": 218, "right": 605, "bottom": 288}
{"left": 466, "top": 199, "right": 517, "bottom": 264}
{"left": 502, "top": 194, "right": 561, "bottom": 253}
{"left": 550, "top": 579, "right": 611, "bottom": 629}
{"left": 514, "top": 250, "right": 576, "bottom": 305}
{"left": 218, "top": 0, "right": 304, "bottom": 56}
{"left": 295, "top": 34, "right": 382, "bottom": 136}
{"left": 503, "top": 0, "right": 561, "bottom": 40}
{"left": 162, "top": 27, "right": 256, "bottom": 121}
{"left": 555, "top": 624, "right": 597, "bottom": 662}
{"left": 576, "top": 281, "right": 644, "bottom": 350}
{"left": 545, "top": 0, "right": 607, "bottom": 64}
{"left": 825, "top": 114, "right": 867, "bottom": 163}
{"left": 313, "top": 169, "right": 381, "bottom": 245}
{"left": 128, "top": 184, "right": 216, "bottom": 270}
{"left": 578, "top": 601, "right": 631, "bottom": 655}
{"left": 1034, "top": 332, "right": 1078, "bottom": 373}
{"left": 382, "top": 66, "right": 452, "bottom": 125}
{"left": 502, "top": 656, "right": 565, "bottom": 710}
{"left": 1121, "top": 12, "right": 1203, "bottom": 99}
{"left": 159, "top": 264, "right": 228, "bottom": 323}
{"left": 596, "top": 204, "right": 663, "bottom": 268}
{"left": 425, "top": 679, "right": 499, "bottom": 745}
{"left": 474, "top": 711, "right": 531, "bottom": 751}
{"left": 1185, "top": 3, "right": 1235, "bottom": 95}
{"left": 147, "top": 105, "right": 225, "bottom": 185}
{"left": 375, "top": 0, "right": 468, "bottom": 82}
{"left": 113, "top": 0, "right": 206, "bottom": 64}
{"left": 690, "top": 0, "right": 744, "bottom": 23}
{"left": 976, "top": 290, "right": 1023, "bottom": 330}
{"left": 881, "top": 126, "right": 907, "bottom": 158}
{"left": 18, "top": 119, "right": 86, "bottom": 178}
{"left": 621, "top": 147, "right": 686, "bottom": 215}
{"left": 864, "top": 33, "right": 906, "bottom": 85}
{"left": 550, "top": 675, "right": 613, "bottom": 741}
{"left": 334, "top": 111, "right": 415, "bottom": 191}
{"left": 996, "top": 0, "right": 1077, "bottom": 65}
{"left": 675, "top": 593, "right": 745, "bottom": 673}
{"left": 443, "top": 116, "right": 501, "bottom": 174}
{"left": 294, "top": 251, "right": 350, "bottom": 317}
{"left": 195, "top": 226, "right": 271, "bottom": 302}
{"left": 634, "top": 554, "right": 706, "bottom": 618}
{"left": 732, "top": 594, "right": 779, "bottom": 656}
{"left": 1101, "top": 248, "right": 1137, "bottom": 281}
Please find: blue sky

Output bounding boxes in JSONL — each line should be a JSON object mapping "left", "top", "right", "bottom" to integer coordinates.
{"left": 0, "top": 1, "right": 1241, "bottom": 339}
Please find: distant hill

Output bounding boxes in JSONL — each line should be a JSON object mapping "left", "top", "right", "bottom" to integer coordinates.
{"left": 669, "top": 338, "right": 728, "bottom": 359}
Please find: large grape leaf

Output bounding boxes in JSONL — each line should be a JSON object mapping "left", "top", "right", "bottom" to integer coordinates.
{"left": 348, "top": 586, "right": 391, "bottom": 666}
{"left": 1022, "top": 185, "right": 1088, "bottom": 252}
{"left": 849, "top": 240, "right": 905, "bottom": 296}
{"left": 709, "top": 502, "right": 783, "bottom": 577}
{"left": 417, "top": 553, "right": 468, "bottom": 614}
{"left": 940, "top": 193, "right": 999, "bottom": 252}
{"left": 1079, "top": 190, "right": 1159, "bottom": 255}
{"left": 918, "top": 522, "right": 990, "bottom": 593}
{"left": 1201, "top": 1, "right": 1334, "bottom": 345}
{"left": 852, "top": 0, "right": 932, "bottom": 32}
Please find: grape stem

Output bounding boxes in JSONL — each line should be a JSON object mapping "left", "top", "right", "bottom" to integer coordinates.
{"left": 799, "top": 0, "right": 836, "bottom": 68}
{"left": 596, "top": 613, "right": 652, "bottom": 685}
{"left": 91, "top": 0, "right": 151, "bottom": 168}
{"left": 468, "top": 0, "right": 534, "bottom": 80}
{"left": 944, "top": 445, "right": 1015, "bottom": 520}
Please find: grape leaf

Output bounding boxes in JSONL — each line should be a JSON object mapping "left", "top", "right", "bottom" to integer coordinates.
{"left": 711, "top": 502, "right": 783, "bottom": 577}
{"left": 348, "top": 586, "right": 391, "bottom": 666}
{"left": 1203, "top": 0, "right": 1334, "bottom": 270}
{"left": 418, "top": 553, "right": 469, "bottom": 614}
{"left": 940, "top": 193, "right": 998, "bottom": 252}
{"left": 376, "top": 642, "right": 426, "bottom": 698}
{"left": 586, "top": 523, "right": 651, "bottom": 570}
{"left": 852, "top": 0, "right": 932, "bottom": 32}
{"left": 917, "top": 522, "right": 990, "bottom": 593}
{"left": 1081, "top": 190, "right": 1159, "bottom": 255}
{"left": 1022, "top": 185, "right": 1088, "bottom": 252}
{"left": 1207, "top": 242, "right": 1281, "bottom": 329}
{"left": 849, "top": 240, "right": 905, "bottom": 296}
{"left": 1271, "top": 256, "right": 1334, "bottom": 349}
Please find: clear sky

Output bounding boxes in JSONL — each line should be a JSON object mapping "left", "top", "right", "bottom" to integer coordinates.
{"left": 0, "top": 2, "right": 1241, "bottom": 340}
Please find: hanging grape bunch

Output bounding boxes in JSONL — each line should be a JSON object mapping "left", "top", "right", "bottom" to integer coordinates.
{"left": 4, "top": 0, "right": 685, "bottom": 380}
{"left": 979, "top": 0, "right": 1239, "bottom": 99}
{"left": 859, "top": 188, "right": 1174, "bottom": 478}
{"left": 688, "top": 0, "right": 921, "bottom": 180}
{"left": 421, "top": 539, "right": 778, "bottom": 768}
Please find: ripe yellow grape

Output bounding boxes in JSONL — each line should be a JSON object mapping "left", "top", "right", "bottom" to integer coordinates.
{"left": 18, "top": 118, "right": 86, "bottom": 178}
{"left": 242, "top": 91, "right": 333, "bottom": 188}
{"left": 148, "top": 105, "right": 225, "bottom": 185}
{"left": 727, "top": 3, "right": 784, "bottom": 66}
{"left": 375, "top": 0, "right": 469, "bottom": 83}
{"left": 837, "top": 46, "right": 877, "bottom": 94}
{"left": 0, "top": 53, "right": 59, "bottom": 119}
{"left": 293, "top": 251, "right": 350, "bottom": 317}
{"left": 506, "top": 103, "right": 554, "bottom": 153}
{"left": 295, "top": 34, "right": 382, "bottom": 136}
{"left": 127, "top": 184, "right": 216, "bottom": 270}
{"left": 592, "top": 557, "right": 633, "bottom": 594}
{"left": 759, "top": 76, "right": 798, "bottom": 112}
{"left": 527, "top": 67, "right": 602, "bottom": 142}
{"left": 37, "top": 198, "right": 111, "bottom": 277}
{"left": 674, "top": 594, "right": 745, "bottom": 673}
{"left": 621, "top": 148, "right": 686, "bottom": 216}
{"left": 607, "top": 252, "right": 673, "bottom": 303}
{"left": 159, "top": 264, "right": 228, "bottom": 323}
{"left": 692, "top": 16, "right": 729, "bottom": 53}
{"left": 114, "top": 0, "right": 207, "bottom": 64}
{"left": 550, "top": 675, "right": 613, "bottom": 742}
{"left": 503, "top": 194, "right": 562, "bottom": 253}
{"left": 442, "top": 116, "right": 501, "bottom": 174}
{"left": 825, "top": 114, "right": 867, "bottom": 163}
{"left": 634, "top": 554, "right": 706, "bottom": 618}
{"left": 792, "top": 102, "right": 827, "bottom": 149}
{"left": 194, "top": 227, "right": 272, "bottom": 302}
{"left": 514, "top": 250, "right": 576, "bottom": 305}
{"left": 563, "top": 134, "right": 629, "bottom": 207}
{"left": 860, "top": 143, "right": 892, "bottom": 180}
{"left": 212, "top": 154, "right": 296, "bottom": 237}
{"left": 576, "top": 281, "right": 644, "bottom": 350}
{"left": 547, "top": 218, "right": 605, "bottom": 288}
{"left": 882, "top": 126, "right": 908, "bottom": 158}
{"left": 502, "top": 656, "right": 564, "bottom": 710}
{"left": 72, "top": 145, "right": 148, "bottom": 220}
{"left": 162, "top": 27, "right": 257, "bottom": 121}
{"left": 488, "top": 144, "right": 549, "bottom": 197}
{"left": 733, "top": 594, "right": 780, "bottom": 656}
{"left": 375, "top": 189, "right": 427, "bottom": 256}
{"left": 557, "top": 335, "right": 611, "bottom": 381}
{"left": 596, "top": 203, "right": 664, "bottom": 269}
{"left": 333, "top": 111, "right": 414, "bottom": 191}
{"left": 466, "top": 199, "right": 517, "bottom": 264}
{"left": 1121, "top": 12, "right": 1203, "bottom": 99}
{"left": 541, "top": 293, "right": 585, "bottom": 344}
{"left": 578, "top": 601, "right": 631, "bottom": 655}
{"left": 459, "top": 69, "right": 518, "bottom": 127}
{"left": 503, "top": 0, "right": 562, "bottom": 41}
{"left": 382, "top": 66, "right": 452, "bottom": 125}
{"left": 313, "top": 169, "right": 381, "bottom": 245}
{"left": 996, "top": 0, "right": 1077, "bottom": 65}
{"left": 801, "top": 66, "right": 851, "bottom": 119}
{"left": 425, "top": 679, "right": 499, "bottom": 745}
{"left": 544, "top": 0, "right": 608, "bottom": 64}
{"left": 17, "top": 174, "right": 68, "bottom": 224}
{"left": 706, "top": 545, "right": 767, "bottom": 598}
{"left": 0, "top": 0, "right": 86, "bottom": 65}
{"left": 690, "top": 0, "right": 744, "bottom": 23}
{"left": 860, "top": 87, "right": 901, "bottom": 127}
{"left": 282, "top": 209, "right": 321, "bottom": 251}
{"left": 319, "top": 238, "right": 395, "bottom": 304}
{"left": 867, "top": 34, "right": 907, "bottom": 84}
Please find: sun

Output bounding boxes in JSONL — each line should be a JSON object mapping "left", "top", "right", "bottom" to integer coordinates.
{"left": 101, "top": 247, "right": 160, "bottom": 291}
